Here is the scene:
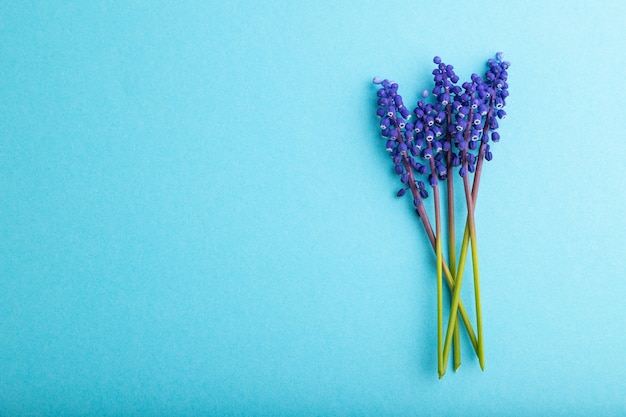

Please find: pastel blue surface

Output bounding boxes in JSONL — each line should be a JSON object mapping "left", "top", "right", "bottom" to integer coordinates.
{"left": 1, "top": 1, "right": 625, "bottom": 415}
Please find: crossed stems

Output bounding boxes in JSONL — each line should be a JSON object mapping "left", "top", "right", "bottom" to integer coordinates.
{"left": 441, "top": 101, "right": 496, "bottom": 372}
{"left": 393, "top": 127, "right": 480, "bottom": 365}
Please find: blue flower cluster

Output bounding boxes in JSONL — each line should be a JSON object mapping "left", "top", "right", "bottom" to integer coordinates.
{"left": 373, "top": 53, "right": 510, "bottom": 204}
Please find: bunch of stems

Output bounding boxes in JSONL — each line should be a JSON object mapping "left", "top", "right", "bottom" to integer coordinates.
{"left": 372, "top": 53, "right": 509, "bottom": 377}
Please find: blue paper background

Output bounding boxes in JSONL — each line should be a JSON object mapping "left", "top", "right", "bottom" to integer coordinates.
{"left": 1, "top": 1, "right": 625, "bottom": 415}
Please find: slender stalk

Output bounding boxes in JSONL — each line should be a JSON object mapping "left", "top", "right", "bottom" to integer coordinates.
{"left": 433, "top": 185, "right": 443, "bottom": 378}
{"left": 456, "top": 98, "right": 493, "bottom": 283}
{"left": 415, "top": 203, "right": 479, "bottom": 356}
{"left": 447, "top": 100, "right": 495, "bottom": 369}
{"left": 445, "top": 104, "right": 461, "bottom": 371}
{"left": 463, "top": 175, "right": 483, "bottom": 369}
{"left": 425, "top": 139, "right": 444, "bottom": 378}
{"left": 393, "top": 125, "right": 479, "bottom": 370}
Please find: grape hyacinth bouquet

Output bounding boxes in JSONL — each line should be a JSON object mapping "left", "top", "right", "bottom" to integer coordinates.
{"left": 371, "top": 53, "right": 510, "bottom": 378}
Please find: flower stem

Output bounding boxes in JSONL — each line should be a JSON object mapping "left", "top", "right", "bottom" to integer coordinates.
{"left": 446, "top": 107, "right": 461, "bottom": 371}
{"left": 394, "top": 126, "right": 479, "bottom": 362}
{"left": 415, "top": 203, "right": 479, "bottom": 358}
{"left": 425, "top": 140, "right": 444, "bottom": 378}
{"left": 433, "top": 185, "right": 443, "bottom": 378}
{"left": 463, "top": 174, "right": 483, "bottom": 370}
{"left": 449, "top": 108, "right": 492, "bottom": 369}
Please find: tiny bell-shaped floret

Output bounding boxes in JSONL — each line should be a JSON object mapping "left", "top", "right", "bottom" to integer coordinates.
{"left": 436, "top": 161, "right": 446, "bottom": 177}
{"left": 491, "top": 131, "right": 500, "bottom": 142}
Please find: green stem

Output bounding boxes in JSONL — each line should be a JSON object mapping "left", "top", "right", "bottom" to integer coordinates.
{"left": 416, "top": 205, "right": 479, "bottom": 358}
{"left": 433, "top": 186, "right": 443, "bottom": 378}
{"left": 446, "top": 168, "right": 461, "bottom": 371}
{"left": 395, "top": 126, "right": 478, "bottom": 367}
{"left": 463, "top": 174, "right": 483, "bottom": 370}
{"left": 442, "top": 173, "right": 483, "bottom": 369}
